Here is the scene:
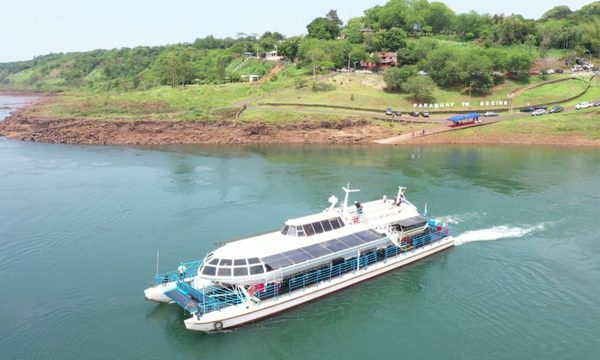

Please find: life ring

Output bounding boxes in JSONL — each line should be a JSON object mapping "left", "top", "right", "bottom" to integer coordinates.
{"left": 213, "top": 321, "right": 223, "bottom": 331}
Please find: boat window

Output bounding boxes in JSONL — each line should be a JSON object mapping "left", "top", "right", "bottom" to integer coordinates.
{"left": 249, "top": 265, "right": 264, "bottom": 275}
{"left": 287, "top": 226, "right": 297, "bottom": 237}
{"left": 202, "top": 266, "right": 216, "bottom": 276}
{"left": 297, "top": 229, "right": 306, "bottom": 237}
{"left": 219, "top": 259, "right": 232, "bottom": 266}
{"left": 337, "top": 217, "right": 345, "bottom": 226}
{"left": 321, "top": 219, "right": 332, "bottom": 232}
{"left": 280, "top": 225, "right": 289, "bottom": 235}
{"left": 234, "top": 267, "right": 248, "bottom": 276}
{"left": 303, "top": 224, "right": 315, "bottom": 236}
{"left": 208, "top": 258, "right": 219, "bottom": 265}
{"left": 217, "top": 267, "right": 231, "bottom": 276}
{"left": 247, "top": 257, "right": 261, "bottom": 265}
{"left": 330, "top": 218, "right": 341, "bottom": 229}
{"left": 234, "top": 259, "right": 247, "bottom": 266}
{"left": 312, "top": 221, "right": 324, "bottom": 234}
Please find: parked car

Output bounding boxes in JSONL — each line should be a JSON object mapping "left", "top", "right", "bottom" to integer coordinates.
{"left": 385, "top": 107, "right": 393, "bottom": 116}
{"left": 483, "top": 111, "right": 499, "bottom": 117}
{"left": 393, "top": 110, "right": 402, "bottom": 116}
{"left": 531, "top": 109, "right": 546, "bottom": 116}
{"left": 534, "top": 105, "right": 547, "bottom": 110}
{"left": 593, "top": 101, "right": 600, "bottom": 107}
{"left": 575, "top": 102, "right": 592, "bottom": 110}
{"left": 520, "top": 106, "right": 535, "bottom": 112}
{"left": 549, "top": 106, "right": 564, "bottom": 114}
{"left": 410, "top": 111, "right": 420, "bottom": 117}
{"left": 555, "top": 69, "right": 564, "bottom": 74}
{"left": 421, "top": 112, "right": 430, "bottom": 118}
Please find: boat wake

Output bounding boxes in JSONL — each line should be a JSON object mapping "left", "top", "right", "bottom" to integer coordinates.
{"left": 438, "top": 212, "right": 482, "bottom": 225}
{"left": 452, "top": 223, "right": 547, "bottom": 246}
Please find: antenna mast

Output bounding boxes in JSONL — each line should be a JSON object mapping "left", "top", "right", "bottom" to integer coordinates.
{"left": 342, "top": 183, "right": 360, "bottom": 210}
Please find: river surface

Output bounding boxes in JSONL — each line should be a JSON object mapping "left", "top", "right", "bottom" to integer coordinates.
{"left": 1, "top": 96, "right": 600, "bottom": 359}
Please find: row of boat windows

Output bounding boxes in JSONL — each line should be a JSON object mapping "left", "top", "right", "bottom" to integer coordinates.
{"left": 202, "top": 264, "right": 265, "bottom": 277}
{"left": 280, "top": 217, "right": 344, "bottom": 237}
{"left": 207, "top": 257, "right": 261, "bottom": 266}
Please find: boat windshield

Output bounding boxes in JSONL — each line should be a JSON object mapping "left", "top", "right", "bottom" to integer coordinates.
{"left": 280, "top": 217, "right": 344, "bottom": 237}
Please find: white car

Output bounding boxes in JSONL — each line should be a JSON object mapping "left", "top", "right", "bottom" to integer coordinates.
{"left": 531, "top": 109, "right": 546, "bottom": 116}
{"left": 575, "top": 102, "right": 592, "bottom": 110}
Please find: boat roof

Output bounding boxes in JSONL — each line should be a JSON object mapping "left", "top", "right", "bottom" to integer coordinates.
{"left": 209, "top": 200, "right": 421, "bottom": 261}
{"left": 285, "top": 210, "right": 340, "bottom": 226}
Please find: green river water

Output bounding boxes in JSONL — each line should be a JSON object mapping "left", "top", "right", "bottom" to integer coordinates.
{"left": 1, "top": 96, "right": 599, "bottom": 359}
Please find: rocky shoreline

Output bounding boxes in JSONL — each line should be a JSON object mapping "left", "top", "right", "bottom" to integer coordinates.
{"left": 0, "top": 110, "right": 395, "bottom": 145}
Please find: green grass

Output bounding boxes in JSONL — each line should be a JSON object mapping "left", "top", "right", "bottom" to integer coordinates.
{"left": 43, "top": 83, "right": 263, "bottom": 121}
{"left": 240, "top": 109, "right": 349, "bottom": 124}
{"left": 513, "top": 78, "right": 589, "bottom": 106}
{"left": 445, "top": 107, "right": 600, "bottom": 140}
{"left": 259, "top": 73, "right": 550, "bottom": 111}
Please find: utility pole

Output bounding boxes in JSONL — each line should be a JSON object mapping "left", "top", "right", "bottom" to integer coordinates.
{"left": 348, "top": 52, "right": 351, "bottom": 72}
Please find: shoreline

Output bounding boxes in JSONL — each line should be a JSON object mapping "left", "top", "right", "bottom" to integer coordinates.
{"left": 1, "top": 96, "right": 599, "bottom": 147}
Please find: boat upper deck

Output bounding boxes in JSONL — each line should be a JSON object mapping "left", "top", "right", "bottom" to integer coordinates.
{"left": 210, "top": 197, "right": 420, "bottom": 261}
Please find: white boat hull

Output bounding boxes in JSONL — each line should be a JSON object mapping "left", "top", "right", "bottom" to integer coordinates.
{"left": 184, "top": 236, "right": 454, "bottom": 332}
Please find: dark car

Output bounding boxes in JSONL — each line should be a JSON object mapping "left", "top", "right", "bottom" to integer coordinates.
{"left": 549, "top": 106, "right": 564, "bottom": 114}
{"left": 555, "top": 69, "right": 564, "bottom": 74}
{"left": 520, "top": 106, "right": 535, "bottom": 112}
{"left": 421, "top": 112, "right": 430, "bottom": 118}
{"left": 410, "top": 111, "right": 420, "bottom": 117}
{"left": 385, "top": 107, "right": 393, "bottom": 116}
{"left": 534, "top": 105, "right": 547, "bottom": 110}
{"left": 593, "top": 101, "right": 600, "bottom": 107}
{"left": 393, "top": 110, "right": 402, "bottom": 116}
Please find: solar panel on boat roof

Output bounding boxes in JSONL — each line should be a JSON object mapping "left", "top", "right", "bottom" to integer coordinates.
{"left": 282, "top": 248, "right": 313, "bottom": 264}
{"left": 322, "top": 239, "right": 350, "bottom": 252}
{"left": 262, "top": 254, "right": 294, "bottom": 269}
{"left": 354, "top": 230, "right": 384, "bottom": 242}
{"left": 337, "top": 234, "right": 365, "bottom": 247}
{"left": 302, "top": 243, "right": 332, "bottom": 258}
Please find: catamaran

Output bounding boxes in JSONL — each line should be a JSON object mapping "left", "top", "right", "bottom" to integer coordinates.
{"left": 144, "top": 185, "right": 452, "bottom": 332}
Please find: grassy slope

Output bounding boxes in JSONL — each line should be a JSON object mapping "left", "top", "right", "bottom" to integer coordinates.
{"left": 259, "top": 73, "right": 581, "bottom": 111}
{"left": 38, "top": 84, "right": 262, "bottom": 121}
{"left": 513, "top": 78, "right": 589, "bottom": 106}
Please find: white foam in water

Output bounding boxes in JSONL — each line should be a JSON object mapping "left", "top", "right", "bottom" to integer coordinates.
{"left": 452, "top": 223, "right": 546, "bottom": 246}
{"left": 438, "top": 212, "right": 482, "bottom": 225}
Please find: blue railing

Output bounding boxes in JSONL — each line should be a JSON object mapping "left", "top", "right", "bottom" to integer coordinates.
{"left": 154, "top": 260, "right": 204, "bottom": 285}
{"left": 287, "top": 226, "right": 449, "bottom": 293}
{"left": 177, "top": 281, "right": 245, "bottom": 314}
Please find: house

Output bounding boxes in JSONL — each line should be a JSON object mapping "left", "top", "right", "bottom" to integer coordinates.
{"left": 241, "top": 74, "right": 260, "bottom": 82}
{"left": 265, "top": 50, "right": 283, "bottom": 62}
{"left": 360, "top": 52, "right": 398, "bottom": 70}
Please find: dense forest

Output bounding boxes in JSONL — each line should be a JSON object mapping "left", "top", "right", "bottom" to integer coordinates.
{"left": 1, "top": 0, "right": 599, "bottom": 94}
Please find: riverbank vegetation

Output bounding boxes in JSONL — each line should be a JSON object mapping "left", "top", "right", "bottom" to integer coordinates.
{"left": 1, "top": 0, "right": 599, "bottom": 128}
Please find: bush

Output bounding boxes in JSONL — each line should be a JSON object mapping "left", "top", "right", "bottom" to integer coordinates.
{"left": 402, "top": 75, "right": 435, "bottom": 101}
{"left": 311, "top": 82, "right": 336, "bottom": 92}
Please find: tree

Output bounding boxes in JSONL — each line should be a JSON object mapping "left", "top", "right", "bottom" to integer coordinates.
{"left": 307, "top": 10, "right": 342, "bottom": 40}
{"left": 342, "top": 18, "right": 365, "bottom": 44}
{"left": 383, "top": 65, "right": 417, "bottom": 90}
{"left": 541, "top": 5, "right": 572, "bottom": 21}
{"left": 424, "top": 2, "right": 455, "bottom": 34}
{"left": 382, "top": 27, "right": 407, "bottom": 51}
{"left": 423, "top": 47, "right": 461, "bottom": 86}
{"left": 278, "top": 36, "right": 302, "bottom": 61}
{"left": 505, "top": 52, "right": 533, "bottom": 80}
{"left": 495, "top": 15, "right": 537, "bottom": 45}
{"left": 458, "top": 54, "right": 494, "bottom": 93}
{"left": 402, "top": 75, "right": 435, "bottom": 101}
{"left": 582, "top": 18, "right": 600, "bottom": 55}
